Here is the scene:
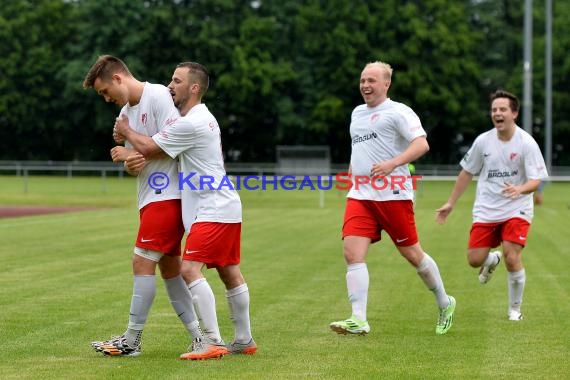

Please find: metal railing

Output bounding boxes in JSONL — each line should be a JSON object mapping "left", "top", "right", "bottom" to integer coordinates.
{"left": 1, "top": 161, "right": 569, "bottom": 181}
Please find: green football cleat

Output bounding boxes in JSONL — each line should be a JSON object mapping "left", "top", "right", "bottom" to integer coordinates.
{"left": 330, "top": 315, "right": 370, "bottom": 335}
{"left": 436, "top": 296, "right": 456, "bottom": 335}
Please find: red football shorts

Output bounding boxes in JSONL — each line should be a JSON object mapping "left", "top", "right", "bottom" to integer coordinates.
{"left": 342, "top": 198, "right": 418, "bottom": 246}
{"left": 136, "top": 199, "right": 185, "bottom": 256}
{"left": 183, "top": 222, "right": 241, "bottom": 268}
{"left": 468, "top": 217, "right": 531, "bottom": 248}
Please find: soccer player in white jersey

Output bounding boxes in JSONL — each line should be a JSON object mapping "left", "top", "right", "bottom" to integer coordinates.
{"left": 114, "top": 62, "right": 256, "bottom": 358}
{"left": 329, "top": 61, "right": 456, "bottom": 336}
{"left": 83, "top": 55, "right": 210, "bottom": 358}
{"left": 436, "top": 90, "right": 548, "bottom": 321}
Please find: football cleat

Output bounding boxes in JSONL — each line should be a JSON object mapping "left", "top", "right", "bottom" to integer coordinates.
{"left": 99, "top": 335, "right": 141, "bottom": 357}
{"left": 329, "top": 315, "right": 370, "bottom": 335}
{"left": 180, "top": 337, "right": 229, "bottom": 360}
{"left": 91, "top": 336, "right": 120, "bottom": 352}
{"left": 436, "top": 296, "right": 456, "bottom": 335}
{"left": 508, "top": 310, "right": 523, "bottom": 321}
{"left": 479, "top": 251, "right": 502, "bottom": 284}
{"left": 227, "top": 339, "right": 257, "bottom": 355}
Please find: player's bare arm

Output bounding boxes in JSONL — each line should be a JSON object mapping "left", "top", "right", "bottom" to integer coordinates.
{"left": 114, "top": 115, "right": 166, "bottom": 159}
{"left": 370, "top": 136, "right": 429, "bottom": 177}
{"left": 110, "top": 146, "right": 138, "bottom": 163}
{"left": 502, "top": 179, "right": 542, "bottom": 199}
{"left": 113, "top": 128, "right": 126, "bottom": 144}
{"left": 123, "top": 152, "right": 146, "bottom": 176}
{"left": 436, "top": 170, "right": 474, "bottom": 224}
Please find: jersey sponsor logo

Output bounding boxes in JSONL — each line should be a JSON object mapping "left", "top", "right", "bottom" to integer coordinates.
{"left": 351, "top": 132, "right": 378, "bottom": 146}
{"left": 487, "top": 169, "right": 518, "bottom": 179}
{"left": 165, "top": 117, "right": 177, "bottom": 126}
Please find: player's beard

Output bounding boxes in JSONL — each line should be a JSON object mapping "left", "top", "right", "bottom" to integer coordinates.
{"left": 173, "top": 87, "right": 191, "bottom": 111}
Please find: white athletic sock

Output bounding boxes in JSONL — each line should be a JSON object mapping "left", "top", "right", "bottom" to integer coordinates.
{"left": 188, "top": 278, "right": 222, "bottom": 343}
{"left": 125, "top": 275, "right": 156, "bottom": 346}
{"left": 484, "top": 251, "right": 499, "bottom": 267}
{"left": 346, "top": 263, "right": 368, "bottom": 321}
{"left": 226, "top": 283, "right": 252, "bottom": 343}
{"left": 164, "top": 275, "right": 202, "bottom": 340}
{"left": 508, "top": 269, "right": 526, "bottom": 313}
{"left": 416, "top": 253, "right": 449, "bottom": 309}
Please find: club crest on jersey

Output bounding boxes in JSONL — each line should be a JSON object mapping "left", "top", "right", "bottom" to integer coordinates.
{"left": 370, "top": 113, "right": 380, "bottom": 124}
{"left": 141, "top": 113, "right": 148, "bottom": 126}
{"left": 510, "top": 152, "right": 518, "bottom": 161}
{"left": 209, "top": 121, "right": 217, "bottom": 131}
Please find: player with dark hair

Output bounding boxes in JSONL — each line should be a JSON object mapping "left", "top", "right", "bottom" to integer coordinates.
{"left": 115, "top": 61, "right": 256, "bottom": 358}
{"left": 84, "top": 55, "right": 214, "bottom": 358}
{"left": 437, "top": 89, "right": 548, "bottom": 321}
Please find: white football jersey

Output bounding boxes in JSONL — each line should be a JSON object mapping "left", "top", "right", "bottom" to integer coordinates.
{"left": 461, "top": 126, "right": 548, "bottom": 223}
{"left": 347, "top": 99, "right": 426, "bottom": 201}
{"left": 119, "top": 82, "right": 181, "bottom": 209}
{"left": 152, "top": 103, "right": 242, "bottom": 231}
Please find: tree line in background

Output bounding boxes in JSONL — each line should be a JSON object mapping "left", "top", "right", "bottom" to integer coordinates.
{"left": 1, "top": 0, "right": 569, "bottom": 165}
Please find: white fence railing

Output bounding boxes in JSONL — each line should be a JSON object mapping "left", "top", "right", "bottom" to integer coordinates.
{"left": 1, "top": 161, "right": 569, "bottom": 181}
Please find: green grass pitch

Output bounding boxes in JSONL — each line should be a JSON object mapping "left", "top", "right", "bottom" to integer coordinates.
{"left": 0, "top": 176, "right": 568, "bottom": 379}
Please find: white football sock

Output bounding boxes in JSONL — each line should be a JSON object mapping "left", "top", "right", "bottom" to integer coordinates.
{"left": 508, "top": 269, "right": 526, "bottom": 313}
{"left": 125, "top": 275, "right": 156, "bottom": 346}
{"left": 188, "top": 278, "right": 222, "bottom": 343}
{"left": 484, "top": 251, "right": 499, "bottom": 267}
{"left": 416, "top": 253, "right": 449, "bottom": 309}
{"left": 346, "top": 263, "right": 368, "bottom": 321}
{"left": 226, "top": 283, "right": 252, "bottom": 343}
{"left": 164, "top": 275, "right": 202, "bottom": 340}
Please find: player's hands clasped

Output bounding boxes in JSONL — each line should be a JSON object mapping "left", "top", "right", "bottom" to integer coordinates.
{"left": 113, "top": 115, "right": 130, "bottom": 142}
{"left": 124, "top": 152, "right": 146, "bottom": 174}
{"left": 110, "top": 146, "right": 130, "bottom": 163}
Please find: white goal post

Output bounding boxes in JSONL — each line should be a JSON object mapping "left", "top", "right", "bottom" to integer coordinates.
{"left": 276, "top": 145, "right": 331, "bottom": 208}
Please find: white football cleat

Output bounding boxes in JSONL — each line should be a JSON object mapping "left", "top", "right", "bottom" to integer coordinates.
{"left": 479, "top": 251, "right": 502, "bottom": 284}
{"left": 508, "top": 310, "right": 523, "bottom": 321}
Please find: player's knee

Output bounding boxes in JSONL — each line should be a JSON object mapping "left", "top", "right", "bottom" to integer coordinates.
{"left": 503, "top": 252, "right": 522, "bottom": 271}
{"left": 132, "top": 248, "right": 162, "bottom": 274}
{"left": 158, "top": 258, "right": 181, "bottom": 279}
{"left": 218, "top": 267, "right": 244, "bottom": 289}
{"left": 180, "top": 261, "right": 204, "bottom": 284}
{"left": 466, "top": 254, "right": 481, "bottom": 268}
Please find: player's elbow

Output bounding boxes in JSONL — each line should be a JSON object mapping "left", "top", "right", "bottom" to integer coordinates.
{"left": 417, "top": 137, "right": 429, "bottom": 154}
{"left": 138, "top": 145, "right": 154, "bottom": 158}
{"left": 138, "top": 144, "right": 160, "bottom": 159}
{"left": 423, "top": 141, "right": 430, "bottom": 154}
